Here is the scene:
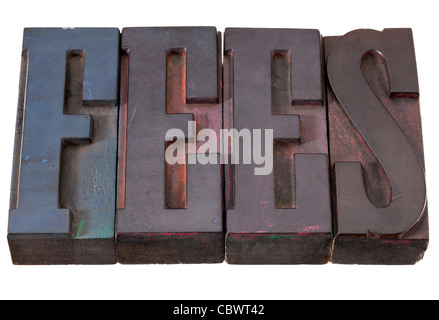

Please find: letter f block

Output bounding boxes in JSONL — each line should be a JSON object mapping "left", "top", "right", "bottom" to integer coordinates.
{"left": 8, "top": 28, "right": 120, "bottom": 264}
{"left": 116, "top": 28, "right": 223, "bottom": 264}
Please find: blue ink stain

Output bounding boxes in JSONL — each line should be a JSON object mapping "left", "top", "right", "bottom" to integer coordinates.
{"left": 24, "top": 156, "right": 30, "bottom": 161}
{"left": 83, "top": 81, "right": 94, "bottom": 100}
{"left": 24, "top": 36, "right": 38, "bottom": 41}
{"left": 42, "top": 159, "right": 48, "bottom": 164}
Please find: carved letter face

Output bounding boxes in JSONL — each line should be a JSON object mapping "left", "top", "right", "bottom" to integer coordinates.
{"left": 224, "top": 29, "right": 332, "bottom": 265}
{"left": 8, "top": 27, "right": 429, "bottom": 266}
{"left": 116, "top": 28, "right": 224, "bottom": 264}
{"left": 325, "top": 29, "right": 429, "bottom": 265}
{"left": 8, "top": 28, "right": 120, "bottom": 265}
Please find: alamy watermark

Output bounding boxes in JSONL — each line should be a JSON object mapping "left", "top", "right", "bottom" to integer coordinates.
{"left": 165, "top": 121, "right": 274, "bottom": 176}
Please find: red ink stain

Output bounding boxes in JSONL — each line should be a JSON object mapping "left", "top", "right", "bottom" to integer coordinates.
{"left": 300, "top": 225, "right": 321, "bottom": 232}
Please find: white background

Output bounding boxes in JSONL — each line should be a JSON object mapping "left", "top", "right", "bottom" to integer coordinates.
{"left": 0, "top": 0, "right": 438, "bottom": 300}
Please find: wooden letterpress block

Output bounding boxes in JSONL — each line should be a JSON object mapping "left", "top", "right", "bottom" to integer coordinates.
{"left": 8, "top": 28, "right": 120, "bottom": 264}
{"left": 116, "top": 27, "right": 224, "bottom": 264}
{"left": 224, "top": 29, "right": 332, "bottom": 264}
{"left": 325, "top": 29, "right": 428, "bottom": 264}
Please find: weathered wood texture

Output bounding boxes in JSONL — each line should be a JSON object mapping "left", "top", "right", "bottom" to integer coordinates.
{"left": 8, "top": 27, "right": 429, "bottom": 266}
{"left": 325, "top": 29, "right": 429, "bottom": 265}
{"left": 8, "top": 28, "right": 120, "bottom": 264}
{"left": 116, "top": 27, "right": 224, "bottom": 264}
{"left": 224, "top": 29, "right": 332, "bottom": 264}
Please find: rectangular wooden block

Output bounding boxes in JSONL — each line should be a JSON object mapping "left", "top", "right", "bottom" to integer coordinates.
{"left": 325, "top": 29, "right": 429, "bottom": 264}
{"left": 224, "top": 28, "right": 332, "bottom": 264}
{"left": 116, "top": 27, "right": 224, "bottom": 264}
{"left": 8, "top": 28, "right": 120, "bottom": 264}
{"left": 8, "top": 26, "right": 429, "bottom": 266}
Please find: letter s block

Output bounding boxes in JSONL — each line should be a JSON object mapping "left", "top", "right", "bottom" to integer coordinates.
{"left": 8, "top": 28, "right": 120, "bottom": 264}
{"left": 325, "top": 29, "right": 429, "bottom": 264}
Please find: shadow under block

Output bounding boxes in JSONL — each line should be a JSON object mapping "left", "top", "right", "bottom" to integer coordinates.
{"left": 325, "top": 29, "right": 429, "bottom": 264}
{"left": 116, "top": 27, "right": 224, "bottom": 264}
{"left": 224, "top": 29, "right": 332, "bottom": 264}
{"left": 8, "top": 28, "right": 120, "bottom": 265}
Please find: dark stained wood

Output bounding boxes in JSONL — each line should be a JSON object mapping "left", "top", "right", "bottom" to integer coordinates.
{"left": 8, "top": 28, "right": 120, "bottom": 265}
{"left": 224, "top": 28, "right": 332, "bottom": 264}
{"left": 325, "top": 29, "right": 429, "bottom": 265}
{"left": 116, "top": 27, "right": 224, "bottom": 264}
{"left": 8, "top": 26, "right": 429, "bottom": 266}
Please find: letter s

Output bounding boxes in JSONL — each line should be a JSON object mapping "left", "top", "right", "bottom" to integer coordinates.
{"left": 327, "top": 29, "right": 427, "bottom": 238}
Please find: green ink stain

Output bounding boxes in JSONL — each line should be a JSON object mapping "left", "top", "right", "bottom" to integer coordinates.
{"left": 76, "top": 218, "right": 86, "bottom": 237}
{"left": 267, "top": 235, "right": 298, "bottom": 240}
